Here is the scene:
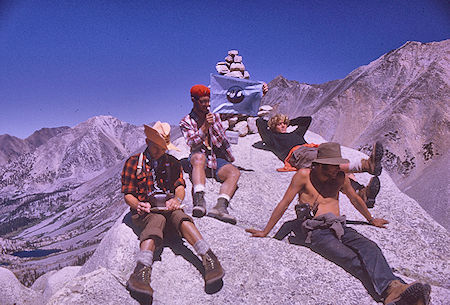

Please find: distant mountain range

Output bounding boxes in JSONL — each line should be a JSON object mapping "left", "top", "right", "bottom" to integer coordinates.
{"left": 0, "top": 127, "right": 70, "bottom": 165}
{"left": 0, "top": 39, "right": 448, "bottom": 286}
{"left": 262, "top": 39, "right": 450, "bottom": 231}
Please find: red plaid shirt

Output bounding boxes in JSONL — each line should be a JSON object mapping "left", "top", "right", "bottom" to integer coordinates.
{"left": 121, "top": 151, "right": 185, "bottom": 202}
{"left": 180, "top": 110, "right": 234, "bottom": 169}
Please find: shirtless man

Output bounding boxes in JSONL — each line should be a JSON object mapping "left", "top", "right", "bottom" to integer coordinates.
{"left": 246, "top": 142, "right": 431, "bottom": 305}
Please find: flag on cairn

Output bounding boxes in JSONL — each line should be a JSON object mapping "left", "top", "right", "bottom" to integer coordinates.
{"left": 210, "top": 74, "right": 263, "bottom": 116}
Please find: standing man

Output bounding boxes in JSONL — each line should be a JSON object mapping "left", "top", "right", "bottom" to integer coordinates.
{"left": 247, "top": 142, "right": 431, "bottom": 305}
{"left": 121, "top": 123, "right": 224, "bottom": 302}
{"left": 180, "top": 85, "right": 240, "bottom": 225}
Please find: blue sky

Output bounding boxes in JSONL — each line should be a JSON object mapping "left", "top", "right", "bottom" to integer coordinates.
{"left": 0, "top": 0, "right": 448, "bottom": 138}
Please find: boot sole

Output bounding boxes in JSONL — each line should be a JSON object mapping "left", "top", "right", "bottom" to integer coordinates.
{"left": 207, "top": 212, "right": 237, "bottom": 225}
{"left": 366, "top": 176, "right": 380, "bottom": 208}
{"left": 205, "top": 269, "right": 225, "bottom": 286}
{"left": 192, "top": 206, "right": 206, "bottom": 218}
{"left": 128, "top": 290, "right": 153, "bottom": 305}
{"left": 126, "top": 282, "right": 153, "bottom": 298}
{"left": 371, "top": 142, "right": 384, "bottom": 176}
{"left": 395, "top": 282, "right": 431, "bottom": 305}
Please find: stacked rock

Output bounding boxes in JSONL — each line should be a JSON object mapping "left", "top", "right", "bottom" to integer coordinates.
{"left": 216, "top": 50, "right": 250, "bottom": 79}
{"left": 214, "top": 50, "right": 274, "bottom": 141}
{"left": 221, "top": 105, "right": 274, "bottom": 141}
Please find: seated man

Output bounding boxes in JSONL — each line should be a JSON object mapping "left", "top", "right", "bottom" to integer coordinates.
{"left": 247, "top": 142, "right": 431, "bottom": 305}
{"left": 121, "top": 123, "right": 224, "bottom": 301}
{"left": 257, "top": 114, "right": 383, "bottom": 208}
{"left": 180, "top": 84, "right": 240, "bottom": 225}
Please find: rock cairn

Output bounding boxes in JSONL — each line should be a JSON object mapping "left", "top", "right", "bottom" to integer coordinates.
{"left": 215, "top": 50, "right": 250, "bottom": 79}
{"left": 215, "top": 50, "right": 273, "bottom": 141}
{"left": 220, "top": 105, "right": 273, "bottom": 141}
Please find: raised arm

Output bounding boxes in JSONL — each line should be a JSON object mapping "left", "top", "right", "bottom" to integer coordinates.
{"left": 290, "top": 116, "right": 312, "bottom": 140}
{"left": 246, "top": 170, "right": 307, "bottom": 237}
{"left": 341, "top": 176, "right": 389, "bottom": 228}
{"left": 179, "top": 117, "right": 207, "bottom": 148}
{"left": 256, "top": 117, "right": 275, "bottom": 147}
{"left": 289, "top": 116, "right": 312, "bottom": 128}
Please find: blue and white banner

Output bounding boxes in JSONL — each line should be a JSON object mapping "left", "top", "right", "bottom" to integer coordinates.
{"left": 210, "top": 74, "right": 263, "bottom": 116}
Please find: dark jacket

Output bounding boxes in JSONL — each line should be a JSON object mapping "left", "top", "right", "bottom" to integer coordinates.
{"left": 256, "top": 116, "right": 312, "bottom": 161}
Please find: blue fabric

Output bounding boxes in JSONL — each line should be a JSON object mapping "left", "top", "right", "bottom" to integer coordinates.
{"left": 308, "top": 225, "right": 402, "bottom": 301}
{"left": 210, "top": 74, "right": 263, "bottom": 116}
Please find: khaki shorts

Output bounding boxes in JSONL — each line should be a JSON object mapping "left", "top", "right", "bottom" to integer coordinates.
{"left": 131, "top": 209, "right": 193, "bottom": 246}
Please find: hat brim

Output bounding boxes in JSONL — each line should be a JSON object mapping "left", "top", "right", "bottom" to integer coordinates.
{"left": 312, "top": 157, "right": 350, "bottom": 165}
{"left": 167, "top": 142, "right": 180, "bottom": 151}
{"left": 144, "top": 125, "right": 168, "bottom": 150}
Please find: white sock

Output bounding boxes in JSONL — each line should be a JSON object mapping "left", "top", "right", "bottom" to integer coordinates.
{"left": 193, "top": 239, "right": 210, "bottom": 256}
{"left": 193, "top": 184, "right": 205, "bottom": 193}
{"left": 137, "top": 250, "right": 154, "bottom": 267}
{"left": 218, "top": 193, "right": 231, "bottom": 202}
{"left": 349, "top": 159, "right": 362, "bottom": 172}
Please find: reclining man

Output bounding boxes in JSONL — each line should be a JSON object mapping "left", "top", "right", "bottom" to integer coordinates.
{"left": 257, "top": 113, "right": 383, "bottom": 208}
{"left": 180, "top": 84, "right": 241, "bottom": 225}
{"left": 246, "top": 142, "right": 431, "bottom": 305}
{"left": 121, "top": 123, "right": 224, "bottom": 301}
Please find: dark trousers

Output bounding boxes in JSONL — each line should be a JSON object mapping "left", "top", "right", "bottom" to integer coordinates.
{"left": 308, "top": 226, "right": 402, "bottom": 300}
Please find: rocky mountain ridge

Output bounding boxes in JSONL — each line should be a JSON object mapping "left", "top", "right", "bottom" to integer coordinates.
{"left": 0, "top": 126, "right": 70, "bottom": 165}
{"left": 262, "top": 39, "right": 450, "bottom": 230}
{"left": 0, "top": 116, "right": 146, "bottom": 284}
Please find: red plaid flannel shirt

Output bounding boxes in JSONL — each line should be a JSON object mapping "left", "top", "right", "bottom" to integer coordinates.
{"left": 121, "top": 151, "right": 185, "bottom": 202}
{"left": 180, "top": 110, "right": 234, "bottom": 169}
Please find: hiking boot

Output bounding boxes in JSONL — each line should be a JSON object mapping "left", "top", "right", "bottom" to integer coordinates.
{"left": 126, "top": 262, "right": 153, "bottom": 298}
{"left": 192, "top": 191, "right": 206, "bottom": 218}
{"left": 202, "top": 249, "right": 225, "bottom": 286}
{"left": 357, "top": 176, "right": 380, "bottom": 208}
{"left": 383, "top": 280, "right": 431, "bottom": 305}
{"left": 208, "top": 198, "right": 237, "bottom": 225}
{"left": 362, "top": 141, "right": 384, "bottom": 176}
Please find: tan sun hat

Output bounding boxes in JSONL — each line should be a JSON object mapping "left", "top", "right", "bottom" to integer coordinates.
{"left": 312, "top": 142, "right": 349, "bottom": 165}
{"left": 151, "top": 121, "right": 180, "bottom": 151}
{"left": 144, "top": 124, "right": 167, "bottom": 150}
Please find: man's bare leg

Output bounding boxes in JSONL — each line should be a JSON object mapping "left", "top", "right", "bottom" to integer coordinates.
{"left": 343, "top": 142, "right": 384, "bottom": 176}
{"left": 191, "top": 153, "right": 207, "bottom": 217}
{"left": 191, "top": 153, "right": 207, "bottom": 186}
{"left": 217, "top": 164, "right": 240, "bottom": 197}
{"left": 140, "top": 238, "right": 156, "bottom": 251}
{"left": 179, "top": 221, "right": 225, "bottom": 285}
{"left": 208, "top": 164, "right": 240, "bottom": 225}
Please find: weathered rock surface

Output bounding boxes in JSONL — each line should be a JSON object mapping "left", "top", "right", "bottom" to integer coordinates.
{"left": 0, "top": 267, "right": 43, "bottom": 305}
{"left": 262, "top": 40, "right": 450, "bottom": 231}
{"left": 247, "top": 117, "right": 258, "bottom": 134}
{"left": 31, "top": 266, "right": 81, "bottom": 302}
{"left": 233, "top": 120, "right": 249, "bottom": 136}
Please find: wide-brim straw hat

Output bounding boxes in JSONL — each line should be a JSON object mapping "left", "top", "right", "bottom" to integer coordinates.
{"left": 312, "top": 142, "right": 349, "bottom": 165}
{"left": 151, "top": 121, "right": 180, "bottom": 151}
{"left": 144, "top": 124, "right": 168, "bottom": 150}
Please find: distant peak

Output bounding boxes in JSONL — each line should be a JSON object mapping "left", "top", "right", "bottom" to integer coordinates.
{"left": 269, "top": 75, "right": 300, "bottom": 88}
{"left": 86, "top": 115, "right": 117, "bottom": 122}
